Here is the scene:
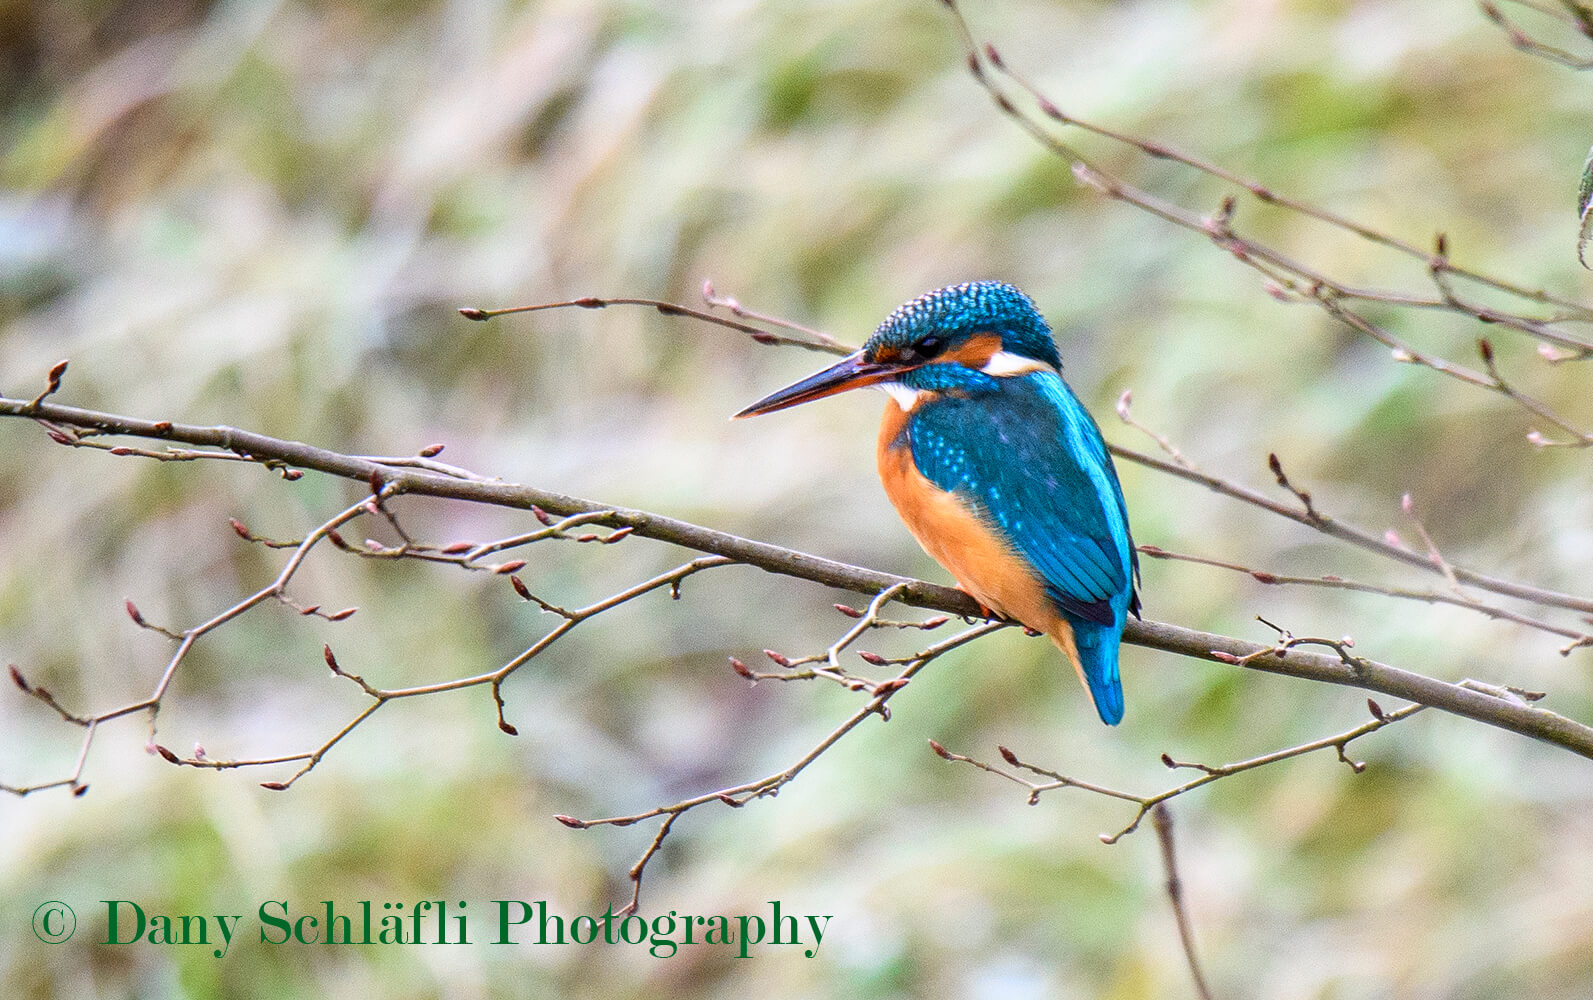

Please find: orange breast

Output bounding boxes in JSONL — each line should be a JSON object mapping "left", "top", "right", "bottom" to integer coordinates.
{"left": 876, "top": 399, "right": 1090, "bottom": 691}
{"left": 876, "top": 399, "right": 1059, "bottom": 635}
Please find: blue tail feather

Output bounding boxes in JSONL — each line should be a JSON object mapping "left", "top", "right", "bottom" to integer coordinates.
{"left": 1070, "top": 614, "right": 1124, "bottom": 725}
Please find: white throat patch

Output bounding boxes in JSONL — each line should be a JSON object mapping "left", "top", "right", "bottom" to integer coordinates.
{"left": 878, "top": 382, "right": 925, "bottom": 411}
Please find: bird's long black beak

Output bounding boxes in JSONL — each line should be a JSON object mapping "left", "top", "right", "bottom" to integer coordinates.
{"left": 733, "top": 351, "right": 906, "bottom": 418}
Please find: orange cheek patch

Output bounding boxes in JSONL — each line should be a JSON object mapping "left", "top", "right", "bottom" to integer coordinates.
{"left": 947, "top": 332, "right": 1003, "bottom": 369}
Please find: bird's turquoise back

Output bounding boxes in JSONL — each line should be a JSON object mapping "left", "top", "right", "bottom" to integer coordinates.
{"left": 902, "top": 363, "right": 1138, "bottom": 723}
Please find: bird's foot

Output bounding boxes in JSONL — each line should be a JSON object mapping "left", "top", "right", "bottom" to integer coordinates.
{"left": 958, "top": 591, "right": 1017, "bottom": 628}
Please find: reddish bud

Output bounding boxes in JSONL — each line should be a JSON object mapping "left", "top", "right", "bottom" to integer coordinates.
{"left": 47, "top": 359, "right": 68, "bottom": 383}
{"left": 763, "top": 649, "right": 790, "bottom": 667}
{"left": 859, "top": 651, "right": 888, "bottom": 666}
{"left": 441, "top": 541, "right": 474, "bottom": 554}
{"left": 9, "top": 665, "right": 29, "bottom": 692}
{"left": 1267, "top": 452, "right": 1284, "bottom": 479}
{"left": 229, "top": 518, "right": 250, "bottom": 539}
{"left": 327, "top": 608, "right": 357, "bottom": 622}
{"left": 573, "top": 297, "right": 602, "bottom": 309}
{"left": 47, "top": 430, "right": 73, "bottom": 445}
{"left": 419, "top": 443, "right": 445, "bottom": 457}
{"left": 920, "top": 616, "right": 950, "bottom": 629}
{"left": 493, "top": 560, "right": 527, "bottom": 575}
{"left": 323, "top": 644, "right": 339, "bottom": 673}
{"left": 498, "top": 719, "right": 519, "bottom": 736}
{"left": 125, "top": 599, "right": 145, "bottom": 627}
{"left": 1401, "top": 492, "right": 1414, "bottom": 514}
{"left": 327, "top": 530, "right": 349, "bottom": 549}
{"left": 259, "top": 781, "right": 289, "bottom": 791}
{"left": 1161, "top": 753, "right": 1177, "bottom": 769}
{"left": 458, "top": 307, "right": 488, "bottom": 321}
{"left": 72, "top": 784, "right": 88, "bottom": 797}
{"left": 1210, "top": 650, "right": 1241, "bottom": 664}
{"left": 928, "top": 739, "right": 951, "bottom": 759}
{"left": 281, "top": 468, "right": 303, "bottom": 481}
{"left": 1367, "top": 698, "right": 1386, "bottom": 721}
{"left": 873, "top": 678, "right": 909, "bottom": 695}
{"left": 1037, "top": 96, "right": 1063, "bottom": 119}
{"left": 1384, "top": 529, "right": 1404, "bottom": 548}
{"left": 531, "top": 506, "right": 553, "bottom": 525}
{"left": 833, "top": 604, "right": 864, "bottom": 619}
{"left": 368, "top": 469, "right": 385, "bottom": 494}
{"left": 193, "top": 743, "right": 206, "bottom": 760}
{"left": 750, "top": 332, "right": 777, "bottom": 345}
{"left": 152, "top": 421, "right": 172, "bottom": 433}
{"left": 154, "top": 744, "right": 180, "bottom": 764}
{"left": 108, "top": 446, "right": 134, "bottom": 456}
{"left": 1321, "top": 574, "right": 1344, "bottom": 582}
{"left": 1477, "top": 338, "right": 1494, "bottom": 364}
{"left": 702, "top": 279, "right": 717, "bottom": 300}
{"left": 716, "top": 793, "right": 740, "bottom": 806}
{"left": 510, "top": 575, "right": 532, "bottom": 601}
{"left": 602, "top": 526, "right": 634, "bottom": 544}
{"left": 1138, "top": 544, "right": 1166, "bottom": 556}
{"left": 998, "top": 745, "right": 1020, "bottom": 767}
{"left": 299, "top": 605, "right": 320, "bottom": 616}
{"left": 553, "top": 814, "right": 588, "bottom": 829}
{"left": 729, "top": 657, "right": 754, "bottom": 679}
{"left": 1251, "top": 571, "right": 1279, "bottom": 584}
{"left": 576, "top": 533, "right": 598, "bottom": 542}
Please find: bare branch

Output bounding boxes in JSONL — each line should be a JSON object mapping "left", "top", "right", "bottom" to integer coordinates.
{"left": 1136, "top": 544, "right": 1593, "bottom": 652}
{"left": 1154, "top": 805, "right": 1217, "bottom": 1000}
{"left": 458, "top": 295, "right": 853, "bottom": 355}
{"left": 700, "top": 279, "right": 848, "bottom": 349}
{"left": 4, "top": 392, "right": 1592, "bottom": 769}
{"left": 936, "top": 700, "right": 1427, "bottom": 844}
{"left": 562, "top": 620, "right": 1003, "bottom": 911}
{"left": 939, "top": 0, "right": 1593, "bottom": 443}
{"left": 1481, "top": 0, "right": 1593, "bottom": 69}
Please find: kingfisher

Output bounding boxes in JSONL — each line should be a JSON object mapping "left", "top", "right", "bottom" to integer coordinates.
{"left": 734, "top": 281, "right": 1140, "bottom": 724}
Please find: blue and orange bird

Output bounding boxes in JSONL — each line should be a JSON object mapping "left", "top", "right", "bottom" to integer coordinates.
{"left": 734, "top": 281, "right": 1140, "bottom": 724}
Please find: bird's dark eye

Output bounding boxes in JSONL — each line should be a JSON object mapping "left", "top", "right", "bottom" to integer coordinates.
{"left": 911, "top": 336, "right": 945, "bottom": 360}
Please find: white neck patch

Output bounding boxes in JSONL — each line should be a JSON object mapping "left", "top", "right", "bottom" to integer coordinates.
{"left": 877, "top": 382, "right": 925, "bottom": 411}
{"left": 981, "top": 351, "right": 1052, "bottom": 376}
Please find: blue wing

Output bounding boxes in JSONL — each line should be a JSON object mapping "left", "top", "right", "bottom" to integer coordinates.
{"left": 906, "top": 370, "right": 1138, "bottom": 628}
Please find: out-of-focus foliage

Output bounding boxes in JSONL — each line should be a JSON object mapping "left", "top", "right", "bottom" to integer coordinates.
{"left": 2, "top": 1, "right": 1591, "bottom": 997}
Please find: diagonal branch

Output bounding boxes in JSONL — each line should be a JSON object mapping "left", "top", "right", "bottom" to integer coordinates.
{"left": 4, "top": 393, "right": 1592, "bottom": 760}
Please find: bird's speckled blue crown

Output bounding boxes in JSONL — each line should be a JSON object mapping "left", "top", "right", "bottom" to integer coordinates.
{"left": 867, "top": 281, "right": 1062, "bottom": 370}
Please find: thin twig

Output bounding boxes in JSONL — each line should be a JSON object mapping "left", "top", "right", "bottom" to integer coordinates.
{"left": 1153, "top": 805, "right": 1216, "bottom": 1000}
{"left": 458, "top": 295, "right": 853, "bottom": 355}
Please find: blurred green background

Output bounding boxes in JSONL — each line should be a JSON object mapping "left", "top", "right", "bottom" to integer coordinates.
{"left": 3, "top": 0, "right": 1592, "bottom": 996}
